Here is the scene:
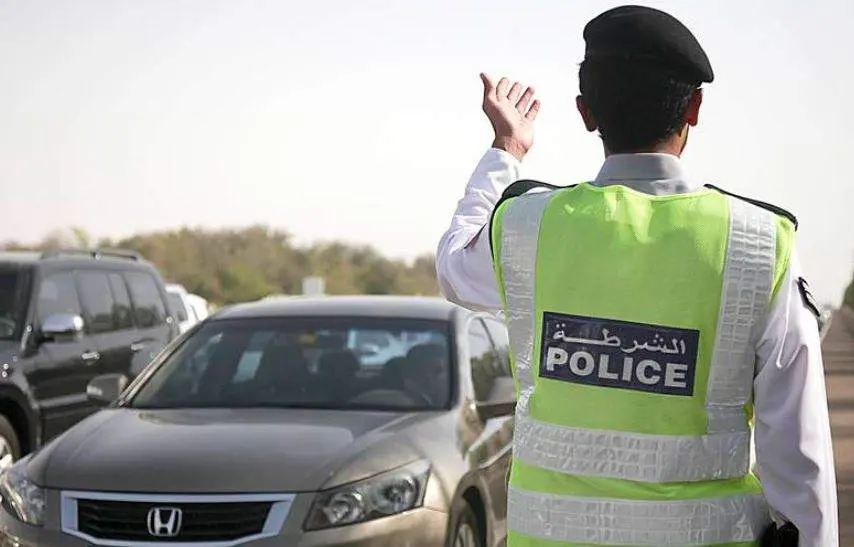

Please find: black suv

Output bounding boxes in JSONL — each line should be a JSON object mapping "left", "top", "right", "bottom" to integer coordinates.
{"left": 0, "top": 249, "right": 179, "bottom": 466}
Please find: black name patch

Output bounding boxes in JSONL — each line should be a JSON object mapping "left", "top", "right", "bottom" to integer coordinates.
{"left": 539, "top": 312, "right": 700, "bottom": 397}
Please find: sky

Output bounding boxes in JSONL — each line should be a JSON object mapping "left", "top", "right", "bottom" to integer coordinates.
{"left": 0, "top": 0, "right": 852, "bottom": 305}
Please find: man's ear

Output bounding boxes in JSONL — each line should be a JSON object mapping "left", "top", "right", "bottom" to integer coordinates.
{"left": 576, "top": 95, "right": 597, "bottom": 132}
{"left": 685, "top": 88, "right": 703, "bottom": 127}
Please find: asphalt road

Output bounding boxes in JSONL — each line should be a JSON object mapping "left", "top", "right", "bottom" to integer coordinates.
{"left": 822, "top": 307, "right": 854, "bottom": 543}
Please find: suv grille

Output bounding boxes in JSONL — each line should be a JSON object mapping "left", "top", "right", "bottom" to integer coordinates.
{"left": 76, "top": 499, "right": 272, "bottom": 542}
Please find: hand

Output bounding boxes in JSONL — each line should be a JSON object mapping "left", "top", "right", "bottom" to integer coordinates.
{"left": 480, "top": 73, "right": 541, "bottom": 161}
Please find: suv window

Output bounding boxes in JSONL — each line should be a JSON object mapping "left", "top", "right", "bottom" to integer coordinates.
{"left": 0, "top": 268, "right": 25, "bottom": 340}
{"left": 77, "top": 271, "right": 118, "bottom": 333}
{"left": 36, "top": 271, "right": 82, "bottom": 324}
{"left": 482, "top": 317, "right": 511, "bottom": 376}
{"left": 125, "top": 272, "right": 167, "bottom": 328}
{"left": 468, "top": 318, "right": 500, "bottom": 401}
{"left": 108, "top": 273, "right": 135, "bottom": 330}
{"left": 167, "top": 293, "right": 188, "bottom": 323}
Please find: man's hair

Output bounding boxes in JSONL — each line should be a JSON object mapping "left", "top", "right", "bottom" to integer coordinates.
{"left": 579, "top": 57, "right": 698, "bottom": 153}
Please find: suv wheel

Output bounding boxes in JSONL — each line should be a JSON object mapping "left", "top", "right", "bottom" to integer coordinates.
{"left": 449, "top": 501, "right": 482, "bottom": 547}
{"left": 0, "top": 415, "right": 21, "bottom": 472}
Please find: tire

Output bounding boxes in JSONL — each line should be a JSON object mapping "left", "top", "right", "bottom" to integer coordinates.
{"left": 0, "top": 415, "right": 20, "bottom": 472}
{"left": 446, "top": 499, "right": 483, "bottom": 547}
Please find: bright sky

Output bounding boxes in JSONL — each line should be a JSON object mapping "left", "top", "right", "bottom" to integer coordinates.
{"left": 0, "top": 0, "right": 851, "bottom": 305}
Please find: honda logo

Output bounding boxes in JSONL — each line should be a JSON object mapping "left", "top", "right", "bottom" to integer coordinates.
{"left": 146, "top": 507, "right": 183, "bottom": 538}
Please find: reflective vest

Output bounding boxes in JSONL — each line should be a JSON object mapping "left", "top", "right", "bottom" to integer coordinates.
{"left": 489, "top": 181, "right": 796, "bottom": 546}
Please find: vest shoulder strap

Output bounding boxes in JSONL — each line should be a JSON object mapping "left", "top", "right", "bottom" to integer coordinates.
{"left": 488, "top": 179, "right": 579, "bottom": 260}
{"left": 704, "top": 183, "right": 798, "bottom": 231}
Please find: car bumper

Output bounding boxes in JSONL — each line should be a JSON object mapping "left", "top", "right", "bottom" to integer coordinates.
{"left": 0, "top": 506, "right": 449, "bottom": 547}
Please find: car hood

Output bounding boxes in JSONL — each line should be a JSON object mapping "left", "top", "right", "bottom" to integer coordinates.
{"left": 27, "top": 407, "right": 444, "bottom": 493}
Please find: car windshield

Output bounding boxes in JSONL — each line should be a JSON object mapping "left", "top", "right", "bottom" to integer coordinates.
{"left": 0, "top": 269, "right": 25, "bottom": 340}
{"left": 127, "top": 316, "right": 453, "bottom": 411}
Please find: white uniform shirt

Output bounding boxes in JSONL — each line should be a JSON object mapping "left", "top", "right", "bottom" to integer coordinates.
{"left": 436, "top": 148, "right": 839, "bottom": 547}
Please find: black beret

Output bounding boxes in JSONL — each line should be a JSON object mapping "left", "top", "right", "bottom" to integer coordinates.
{"left": 583, "top": 5, "right": 714, "bottom": 84}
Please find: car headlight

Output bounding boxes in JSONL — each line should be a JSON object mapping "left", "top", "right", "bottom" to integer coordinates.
{"left": 0, "top": 461, "right": 45, "bottom": 526}
{"left": 304, "top": 459, "right": 431, "bottom": 531}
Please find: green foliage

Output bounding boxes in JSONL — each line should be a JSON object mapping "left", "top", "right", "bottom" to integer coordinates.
{"left": 3, "top": 226, "right": 439, "bottom": 306}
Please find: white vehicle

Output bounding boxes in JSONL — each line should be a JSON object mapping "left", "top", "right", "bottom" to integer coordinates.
{"left": 165, "top": 284, "right": 201, "bottom": 334}
{"left": 186, "top": 293, "right": 210, "bottom": 322}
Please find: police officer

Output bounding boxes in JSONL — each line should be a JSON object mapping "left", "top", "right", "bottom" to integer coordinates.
{"left": 436, "top": 5, "right": 838, "bottom": 546}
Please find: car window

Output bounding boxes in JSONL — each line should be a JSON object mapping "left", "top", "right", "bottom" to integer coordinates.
{"left": 36, "top": 271, "right": 82, "bottom": 325}
{"left": 127, "top": 317, "right": 453, "bottom": 412}
{"left": 0, "top": 269, "right": 25, "bottom": 340}
{"left": 108, "top": 273, "right": 135, "bottom": 330}
{"left": 125, "top": 272, "right": 167, "bottom": 328}
{"left": 347, "top": 328, "right": 410, "bottom": 366}
{"left": 167, "top": 293, "right": 188, "bottom": 323}
{"left": 353, "top": 329, "right": 391, "bottom": 349}
{"left": 468, "top": 319, "right": 500, "bottom": 401}
{"left": 77, "top": 271, "right": 119, "bottom": 333}
{"left": 482, "top": 317, "right": 511, "bottom": 376}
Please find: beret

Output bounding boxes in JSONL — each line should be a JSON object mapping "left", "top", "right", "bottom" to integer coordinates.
{"left": 583, "top": 5, "right": 714, "bottom": 84}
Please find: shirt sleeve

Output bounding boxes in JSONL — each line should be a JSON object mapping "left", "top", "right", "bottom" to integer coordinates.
{"left": 753, "top": 247, "right": 839, "bottom": 546}
{"left": 435, "top": 148, "right": 521, "bottom": 314}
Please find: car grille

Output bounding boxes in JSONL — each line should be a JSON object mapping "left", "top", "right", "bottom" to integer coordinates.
{"left": 76, "top": 499, "right": 272, "bottom": 542}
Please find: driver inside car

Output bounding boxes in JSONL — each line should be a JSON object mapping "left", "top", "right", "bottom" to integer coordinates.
{"left": 403, "top": 343, "right": 450, "bottom": 407}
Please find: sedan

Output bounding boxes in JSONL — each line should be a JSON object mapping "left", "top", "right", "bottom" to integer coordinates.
{"left": 0, "top": 296, "right": 516, "bottom": 547}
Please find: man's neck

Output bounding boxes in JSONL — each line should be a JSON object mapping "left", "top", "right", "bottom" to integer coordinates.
{"left": 602, "top": 135, "right": 686, "bottom": 157}
{"left": 604, "top": 146, "right": 682, "bottom": 158}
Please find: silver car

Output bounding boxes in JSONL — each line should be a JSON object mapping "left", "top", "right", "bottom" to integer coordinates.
{"left": 0, "top": 296, "right": 515, "bottom": 547}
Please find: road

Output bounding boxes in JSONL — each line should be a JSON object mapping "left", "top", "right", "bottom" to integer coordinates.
{"left": 823, "top": 306, "right": 854, "bottom": 542}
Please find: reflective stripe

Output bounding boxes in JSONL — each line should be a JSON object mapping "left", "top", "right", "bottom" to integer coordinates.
{"left": 706, "top": 197, "right": 776, "bottom": 434}
{"left": 500, "top": 192, "right": 555, "bottom": 419}
{"left": 508, "top": 486, "right": 768, "bottom": 546}
{"left": 498, "top": 191, "right": 776, "bottom": 483}
{"left": 514, "top": 413, "right": 750, "bottom": 482}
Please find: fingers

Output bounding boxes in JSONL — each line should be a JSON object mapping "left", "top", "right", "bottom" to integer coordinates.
{"left": 480, "top": 73, "right": 496, "bottom": 100}
{"left": 516, "top": 86, "right": 535, "bottom": 113}
{"left": 507, "top": 82, "right": 522, "bottom": 103}
{"left": 496, "top": 77, "right": 509, "bottom": 98}
{"left": 480, "top": 72, "right": 540, "bottom": 118}
{"left": 525, "top": 99, "right": 541, "bottom": 121}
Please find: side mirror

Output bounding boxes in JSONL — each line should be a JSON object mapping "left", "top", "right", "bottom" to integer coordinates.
{"left": 87, "top": 374, "right": 129, "bottom": 406}
{"left": 40, "top": 314, "right": 85, "bottom": 342}
{"left": 475, "top": 376, "right": 517, "bottom": 420}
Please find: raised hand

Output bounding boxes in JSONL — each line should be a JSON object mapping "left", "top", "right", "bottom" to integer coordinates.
{"left": 480, "top": 73, "right": 541, "bottom": 161}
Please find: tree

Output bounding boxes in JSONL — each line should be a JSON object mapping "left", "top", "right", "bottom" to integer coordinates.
{"left": 2, "top": 225, "right": 440, "bottom": 306}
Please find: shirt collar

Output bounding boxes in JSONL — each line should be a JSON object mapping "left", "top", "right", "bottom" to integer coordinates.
{"left": 591, "top": 153, "right": 697, "bottom": 195}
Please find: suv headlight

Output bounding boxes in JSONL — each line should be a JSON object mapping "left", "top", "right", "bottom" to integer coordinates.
{"left": 0, "top": 461, "right": 45, "bottom": 526}
{"left": 304, "top": 459, "right": 431, "bottom": 531}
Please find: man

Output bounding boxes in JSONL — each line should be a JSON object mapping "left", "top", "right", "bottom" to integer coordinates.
{"left": 403, "top": 343, "right": 450, "bottom": 406}
{"left": 436, "top": 5, "right": 837, "bottom": 546}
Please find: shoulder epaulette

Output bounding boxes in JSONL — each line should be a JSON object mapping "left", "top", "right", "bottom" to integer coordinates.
{"left": 704, "top": 183, "right": 798, "bottom": 231}
{"left": 488, "top": 179, "right": 579, "bottom": 260}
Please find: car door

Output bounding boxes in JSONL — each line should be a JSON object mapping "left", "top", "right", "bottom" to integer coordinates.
{"left": 123, "top": 271, "right": 173, "bottom": 376}
{"left": 75, "top": 269, "right": 137, "bottom": 390}
{"left": 478, "top": 316, "right": 515, "bottom": 540}
{"left": 26, "top": 269, "right": 102, "bottom": 441}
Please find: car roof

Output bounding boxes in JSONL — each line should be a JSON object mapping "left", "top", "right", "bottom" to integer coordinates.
{"left": 0, "top": 249, "right": 155, "bottom": 271}
{"left": 212, "top": 295, "right": 466, "bottom": 322}
{"left": 0, "top": 251, "right": 43, "bottom": 264}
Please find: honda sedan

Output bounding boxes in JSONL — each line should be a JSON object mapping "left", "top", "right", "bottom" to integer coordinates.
{"left": 0, "top": 296, "right": 516, "bottom": 547}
